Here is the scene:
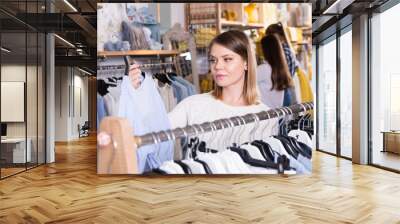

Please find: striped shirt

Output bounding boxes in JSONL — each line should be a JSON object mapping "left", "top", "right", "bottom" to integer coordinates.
{"left": 282, "top": 43, "right": 297, "bottom": 77}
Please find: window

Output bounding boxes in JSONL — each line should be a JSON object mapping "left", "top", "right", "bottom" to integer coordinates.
{"left": 339, "top": 28, "right": 352, "bottom": 158}
{"left": 317, "top": 36, "right": 337, "bottom": 154}
{"left": 371, "top": 3, "right": 400, "bottom": 171}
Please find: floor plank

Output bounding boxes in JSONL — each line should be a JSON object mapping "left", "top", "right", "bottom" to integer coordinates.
{"left": 0, "top": 135, "right": 400, "bottom": 223}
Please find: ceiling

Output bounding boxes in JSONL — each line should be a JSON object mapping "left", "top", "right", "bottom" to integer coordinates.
{"left": 1, "top": 1, "right": 396, "bottom": 72}
{"left": 0, "top": 0, "right": 97, "bottom": 72}
{"left": 311, "top": 0, "right": 391, "bottom": 43}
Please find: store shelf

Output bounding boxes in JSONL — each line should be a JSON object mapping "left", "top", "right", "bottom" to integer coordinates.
{"left": 221, "top": 20, "right": 244, "bottom": 27}
{"left": 221, "top": 20, "right": 264, "bottom": 30}
{"left": 97, "top": 50, "right": 180, "bottom": 57}
{"left": 245, "top": 23, "right": 265, "bottom": 30}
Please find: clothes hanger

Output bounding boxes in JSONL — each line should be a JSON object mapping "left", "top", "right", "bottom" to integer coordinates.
{"left": 249, "top": 112, "right": 276, "bottom": 162}
{"left": 288, "top": 104, "right": 313, "bottom": 148}
{"left": 272, "top": 107, "right": 305, "bottom": 158}
{"left": 240, "top": 114, "right": 267, "bottom": 161}
{"left": 279, "top": 107, "right": 309, "bottom": 158}
{"left": 260, "top": 115, "right": 287, "bottom": 159}
{"left": 160, "top": 129, "right": 191, "bottom": 174}
{"left": 151, "top": 132, "right": 177, "bottom": 174}
{"left": 179, "top": 127, "right": 207, "bottom": 174}
{"left": 269, "top": 108, "right": 299, "bottom": 159}
{"left": 270, "top": 107, "right": 283, "bottom": 135}
{"left": 231, "top": 116, "right": 246, "bottom": 145}
{"left": 200, "top": 119, "right": 229, "bottom": 174}
{"left": 224, "top": 115, "right": 286, "bottom": 172}
{"left": 279, "top": 107, "right": 289, "bottom": 136}
{"left": 194, "top": 121, "right": 218, "bottom": 174}
{"left": 194, "top": 124, "right": 212, "bottom": 153}
{"left": 218, "top": 118, "right": 252, "bottom": 174}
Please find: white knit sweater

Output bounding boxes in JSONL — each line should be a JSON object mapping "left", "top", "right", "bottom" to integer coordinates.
{"left": 168, "top": 92, "right": 278, "bottom": 151}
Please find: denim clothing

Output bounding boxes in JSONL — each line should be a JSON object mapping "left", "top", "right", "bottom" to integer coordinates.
{"left": 118, "top": 75, "right": 174, "bottom": 173}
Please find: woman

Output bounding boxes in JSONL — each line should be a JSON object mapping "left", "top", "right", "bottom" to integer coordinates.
{"left": 129, "top": 30, "right": 275, "bottom": 151}
{"left": 257, "top": 34, "right": 294, "bottom": 109}
{"left": 265, "top": 22, "right": 297, "bottom": 77}
{"left": 265, "top": 22, "right": 298, "bottom": 106}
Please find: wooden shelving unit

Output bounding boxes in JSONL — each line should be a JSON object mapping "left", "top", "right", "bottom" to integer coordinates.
{"left": 97, "top": 50, "right": 180, "bottom": 57}
{"left": 186, "top": 3, "right": 266, "bottom": 34}
{"left": 220, "top": 20, "right": 264, "bottom": 30}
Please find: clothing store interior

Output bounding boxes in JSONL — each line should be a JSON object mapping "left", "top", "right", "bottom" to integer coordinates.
{"left": 1, "top": 1, "right": 400, "bottom": 223}
{"left": 97, "top": 3, "right": 313, "bottom": 175}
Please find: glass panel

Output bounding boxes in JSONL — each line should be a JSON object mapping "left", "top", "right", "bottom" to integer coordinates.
{"left": 317, "top": 37, "right": 337, "bottom": 154}
{"left": 339, "top": 29, "right": 352, "bottom": 158}
{"left": 38, "top": 32, "right": 45, "bottom": 165}
{"left": 371, "top": 3, "right": 400, "bottom": 171}
{"left": 1, "top": 32, "right": 27, "bottom": 177}
{"left": 27, "top": 31, "right": 38, "bottom": 169}
{"left": 312, "top": 45, "right": 316, "bottom": 147}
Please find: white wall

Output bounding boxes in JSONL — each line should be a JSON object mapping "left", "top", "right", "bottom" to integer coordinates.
{"left": 1, "top": 65, "right": 29, "bottom": 138}
{"left": 55, "top": 66, "right": 69, "bottom": 141}
{"left": 160, "top": 3, "right": 185, "bottom": 34}
{"left": 72, "top": 72, "right": 89, "bottom": 138}
{"left": 54, "top": 67, "right": 89, "bottom": 141}
{"left": 1, "top": 64, "right": 46, "bottom": 164}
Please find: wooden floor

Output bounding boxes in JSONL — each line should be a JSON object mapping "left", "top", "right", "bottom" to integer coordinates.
{"left": 373, "top": 150, "right": 400, "bottom": 171}
{"left": 1, "top": 135, "right": 400, "bottom": 223}
{"left": 1, "top": 167, "right": 26, "bottom": 178}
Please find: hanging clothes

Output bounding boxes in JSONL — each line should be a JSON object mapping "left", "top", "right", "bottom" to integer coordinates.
{"left": 155, "top": 78, "right": 183, "bottom": 160}
{"left": 156, "top": 79, "right": 177, "bottom": 113}
{"left": 282, "top": 43, "right": 299, "bottom": 107}
{"left": 171, "top": 76, "right": 197, "bottom": 96}
{"left": 97, "top": 93, "right": 106, "bottom": 127}
{"left": 170, "top": 79, "right": 188, "bottom": 103}
{"left": 168, "top": 92, "right": 277, "bottom": 151}
{"left": 118, "top": 74, "right": 174, "bottom": 173}
{"left": 292, "top": 72, "right": 302, "bottom": 104}
{"left": 282, "top": 43, "right": 297, "bottom": 77}
{"left": 296, "top": 67, "right": 313, "bottom": 103}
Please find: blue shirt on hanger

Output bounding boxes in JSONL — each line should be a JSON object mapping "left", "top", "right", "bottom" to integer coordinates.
{"left": 97, "top": 93, "right": 106, "bottom": 127}
{"left": 172, "top": 76, "right": 197, "bottom": 96}
{"left": 118, "top": 74, "right": 174, "bottom": 173}
{"left": 170, "top": 79, "right": 188, "bottom": 103}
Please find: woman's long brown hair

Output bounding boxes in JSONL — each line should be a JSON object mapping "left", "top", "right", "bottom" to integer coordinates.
{"left": 261, "top": 34, "right": 293, "bottom": 91}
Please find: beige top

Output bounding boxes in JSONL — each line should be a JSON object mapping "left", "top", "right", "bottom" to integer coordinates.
{"left": 168, "top": 92, "right": 278, "bottom": 151}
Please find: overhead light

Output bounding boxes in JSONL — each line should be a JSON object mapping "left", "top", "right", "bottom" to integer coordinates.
{"left": 78, "top": 67, "right": 92, "bottom": 76}
{"left": 1, "top": 47, "right": 11, "bottom": 53}
{"left": 54, "top": 34, "right": 75, "bottom": 48}
{"left": 63, "top": 0, "right": 78, "bottom": 12}
{"left": 322, "top": 0, "right": 354, "bottom": 15}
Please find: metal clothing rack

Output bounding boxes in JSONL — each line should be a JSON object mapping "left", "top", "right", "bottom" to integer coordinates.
{"left": 97, "top": 102, "right": 313, "bottom": 174}
{"left": 133, "top": 102, "right": 314, "bottom": 147}
{"left": 97, "top": 62, "right": 176, "bottom": 72}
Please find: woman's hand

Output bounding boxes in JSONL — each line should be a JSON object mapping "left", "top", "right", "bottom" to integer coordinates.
{"left": 129, "top": 63, "right": 142, "bottom": 89}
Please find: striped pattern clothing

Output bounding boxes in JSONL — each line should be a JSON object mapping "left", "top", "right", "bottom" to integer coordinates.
{"left": 282, "top": 43, "right": 297, "bottom": 77}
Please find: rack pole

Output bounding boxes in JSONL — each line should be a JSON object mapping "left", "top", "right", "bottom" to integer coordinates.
{"left": 134, "top": 102, "right": 313, "bottom": 147}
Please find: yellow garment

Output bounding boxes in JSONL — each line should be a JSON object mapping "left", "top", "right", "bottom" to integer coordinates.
{"left": 244, "top": 3, "right": 259, "bottom": 23}
{"left": 307, "top": 62, "right": 313, "bottom": 81}
{"left": 200, "top": 76, "right": 213, "bottom": 93}
{"left": 296, "top": 68, "right": 313, "bottom": 103}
